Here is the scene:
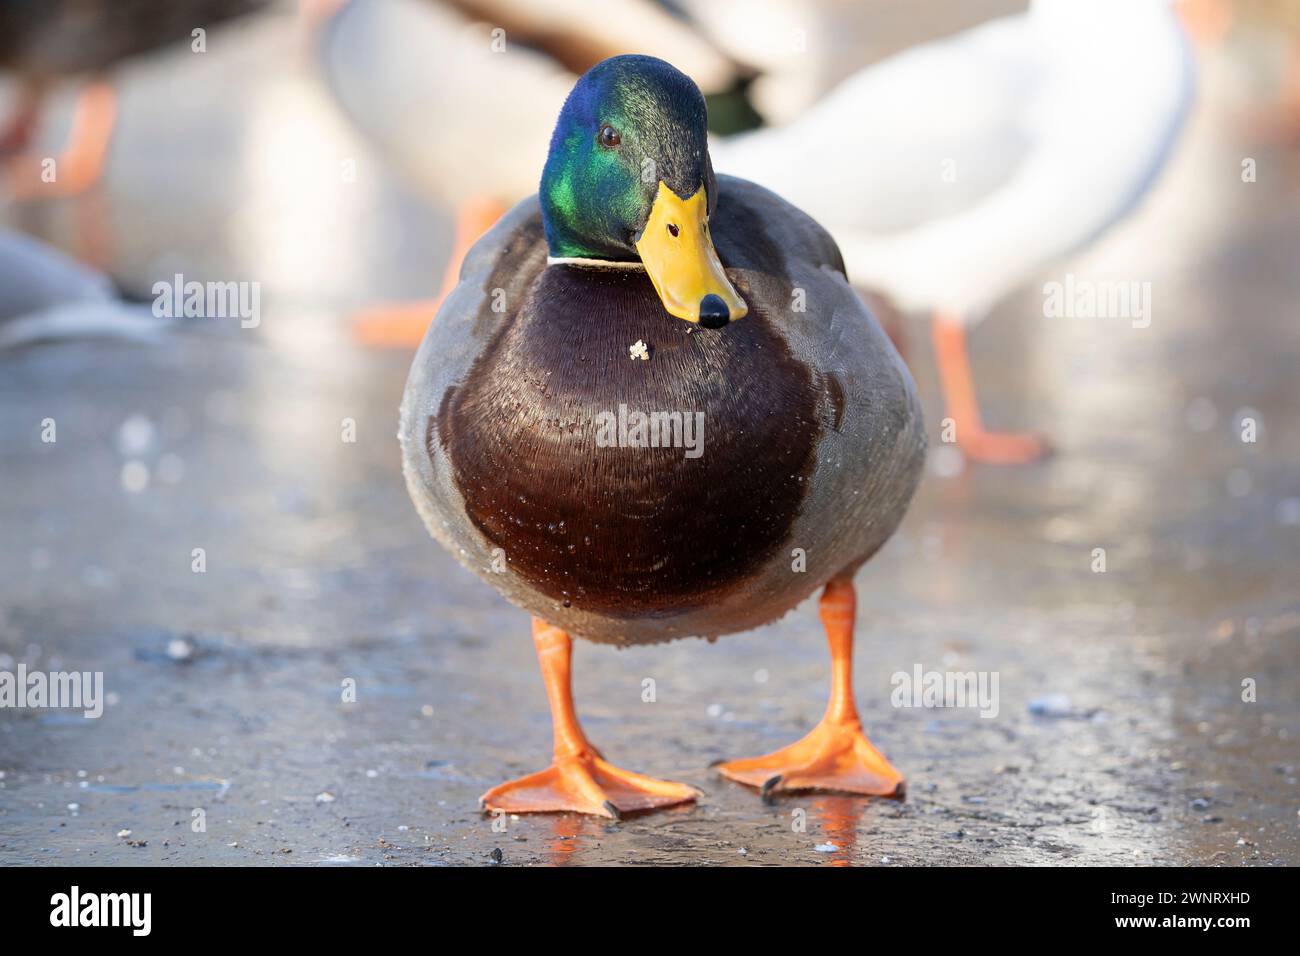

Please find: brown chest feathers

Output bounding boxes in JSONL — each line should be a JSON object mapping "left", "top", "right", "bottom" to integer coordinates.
{"left": 433, "top": 264, "right": 828, "bottom": 618}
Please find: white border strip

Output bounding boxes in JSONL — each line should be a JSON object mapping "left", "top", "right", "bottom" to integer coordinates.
{"left": 546, "top": 255, "right": 646, "bottom": 271}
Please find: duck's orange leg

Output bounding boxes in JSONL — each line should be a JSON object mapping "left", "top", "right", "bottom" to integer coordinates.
{"left": 480, "top": 619, "right": 698, "bottom": 819}
{"left": 931, "top": 312, "right": 1048, "bottom": 465}
{"left": 352, "top": 195, "right": 506, "bottom": 348}
{"left": 717, "top": 579, "right": 905, "bottom": 798}
{"left": 6, "top": 80, "right": 117, "bottom": 200}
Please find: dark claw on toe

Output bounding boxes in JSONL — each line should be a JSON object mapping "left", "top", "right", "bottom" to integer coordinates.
{"left": 760, "top": 775, "right": 783, "bottom": 803}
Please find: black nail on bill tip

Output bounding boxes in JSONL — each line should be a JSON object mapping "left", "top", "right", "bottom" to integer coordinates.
{"left": 698, "top": 294, "right": 730, "bottom": 329}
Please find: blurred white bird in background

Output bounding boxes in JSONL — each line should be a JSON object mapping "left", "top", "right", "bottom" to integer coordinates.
{"left": 0, "top": 229, "right": 168, "bottom": 349}
{"left": 713, "top": 0, "right": 1196, "bottom": 464}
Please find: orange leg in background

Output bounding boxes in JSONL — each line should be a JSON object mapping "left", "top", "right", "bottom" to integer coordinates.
{"left": 352, "top": 195, "right": 506, "bottom": 348}
{"left": 6, "top": 80, "right": 117, "bottom": 200}
{"left": 0, "top": 80, "right": 44, "bottom": 156}
{"left": 717, "top": 579, "right": 905, "bottom": 798}
{"left": 931, "top": 312, "right": 1048, "bottom": 465}
{"left": 479, "top": 619, "right": 699, "bottom": 819}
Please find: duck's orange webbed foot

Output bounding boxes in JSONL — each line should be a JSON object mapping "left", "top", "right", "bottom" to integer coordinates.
{"left": 956, "top": 427, "right": 1050, "bottom": 466}
{"left": 352, "top": 195, "right": 506, "bottom": 348}
{"left": 351, "top": 299, "right": 443, "bottom": 348}
{"left": 716, "top": 715, "right": 904, "bottom": 798}
{"left": 718, "top": 579, "right": 905, "bottom": 799}
{"left": 481, "top": 751, "right": 699, "bottom": 820}
{"left": 480, "top": 619, "right": 698, "bottom": 819}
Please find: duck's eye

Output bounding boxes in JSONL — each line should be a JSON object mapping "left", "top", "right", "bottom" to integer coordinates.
{"left": 666, "top": 223, "right": 680, "bottom": 238}
{"left": 598, "top": 124, "right": 621, "bottom": 148}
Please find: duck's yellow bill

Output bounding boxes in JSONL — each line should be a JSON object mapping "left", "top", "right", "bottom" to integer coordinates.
{"left": 634, "top": 182, "right": 748, "bottom": 329}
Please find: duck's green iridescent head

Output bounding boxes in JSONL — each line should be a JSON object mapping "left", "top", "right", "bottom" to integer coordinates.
{"left": 540, "top": 55, "right": 747, "bottom": 328}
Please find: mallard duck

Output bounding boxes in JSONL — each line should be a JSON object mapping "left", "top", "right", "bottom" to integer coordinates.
{"left": 399, "top": 55, "right": 926, "bottom": 817}
{"left": 712, "top": 0, "right": 1196, "bottom": 464}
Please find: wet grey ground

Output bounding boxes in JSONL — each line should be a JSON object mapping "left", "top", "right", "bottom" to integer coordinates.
{"left": 1, "top": 5, "right": 1298, "bottom": 866}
